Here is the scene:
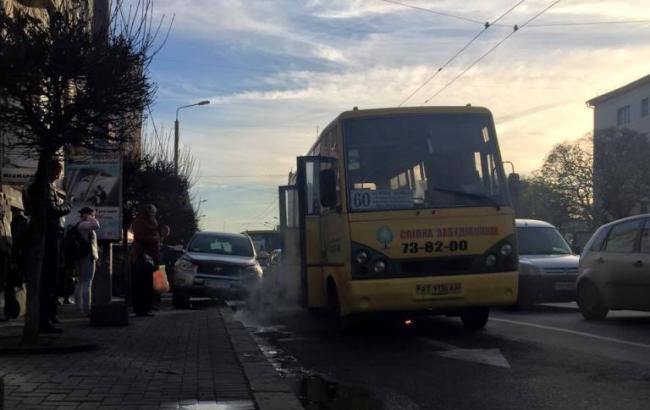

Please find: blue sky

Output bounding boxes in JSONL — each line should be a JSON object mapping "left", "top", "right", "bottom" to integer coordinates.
{"left": 147, "top": 0, "right": 650, "bottom": 233}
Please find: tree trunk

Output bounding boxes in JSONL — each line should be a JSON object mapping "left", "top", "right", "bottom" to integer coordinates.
{"left": 21, "top": 154, "right": 51, "bottom": 344}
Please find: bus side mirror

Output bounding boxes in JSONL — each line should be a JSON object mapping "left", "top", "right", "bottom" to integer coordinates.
{"left": 319, "top": 168, "right": 337, "bottom": 208}
{"left": 507, "top": 173, "right": 520, "bottom": 199}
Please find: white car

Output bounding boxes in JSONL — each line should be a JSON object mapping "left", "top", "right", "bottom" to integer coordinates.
{"left": 516, "top": 219, "right": 579, "bottom": 306}
{"left": 172, "top": 231, "right": 263, "bottom": 308}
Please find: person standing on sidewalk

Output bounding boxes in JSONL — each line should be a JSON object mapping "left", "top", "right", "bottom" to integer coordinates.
{"left": 74, "top": 207, "right": 100, "bottom": 316}
{"left": 27, "top": 160, "right": 71, "bottom": 333}
{"left": 131, "top": 204, "right": 160, "bottom": 317}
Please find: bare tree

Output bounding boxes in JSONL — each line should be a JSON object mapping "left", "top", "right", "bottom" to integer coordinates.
{"left": 539, "top": 135, "right": 596, "bottom": 227}
{"left": 123, "top": 126, "right": 200, "bottom": 246}
{"left": 0, "top": 1, "right": 169, "bottom": 343}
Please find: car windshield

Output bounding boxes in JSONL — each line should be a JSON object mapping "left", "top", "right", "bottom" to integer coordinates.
{"left": 344, "top": 113, "right": 508, "bottom": 211}
{"left": 517, "top": 226, "right": 572, "bottom": 255}
{"left": 188, "top": 234, "right": 254, "bottom": 257}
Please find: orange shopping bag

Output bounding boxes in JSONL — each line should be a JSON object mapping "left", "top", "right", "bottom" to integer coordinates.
{"left": 153, "top": 265, "right": 170, "bottom": 294}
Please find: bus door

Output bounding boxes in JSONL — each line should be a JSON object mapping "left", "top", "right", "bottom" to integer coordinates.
{"left": 278, "top": 184, "right": 301, "bottom": 303}
{"left": 295, "top": 156, "right": 326, "bottom": 308}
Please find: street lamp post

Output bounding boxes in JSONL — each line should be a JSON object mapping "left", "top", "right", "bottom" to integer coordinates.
{"left": 174, "top": 100, "right": 210, "bottom": 174}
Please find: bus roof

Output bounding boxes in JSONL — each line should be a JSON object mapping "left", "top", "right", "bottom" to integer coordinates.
{"left": 336, "top": 106, "right": 493, "bottom": 121}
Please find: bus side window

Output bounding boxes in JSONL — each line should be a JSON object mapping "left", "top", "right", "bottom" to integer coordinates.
{"left": 319, "top": 162, "right": 340, "bottom": 212}
{"left": 305, "top": 161, "right": 320, "bottom": 216}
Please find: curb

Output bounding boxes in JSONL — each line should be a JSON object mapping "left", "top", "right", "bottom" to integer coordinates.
{"left": 220, "top": 308, "right": 304, "bottom": 410}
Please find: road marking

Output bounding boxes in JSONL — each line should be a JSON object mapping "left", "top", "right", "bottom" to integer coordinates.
{"left": 419, "top": 338, "right": 511, "bottom": 368}
{"left": 491, "top": 317, "right": 650, "bottom": 350}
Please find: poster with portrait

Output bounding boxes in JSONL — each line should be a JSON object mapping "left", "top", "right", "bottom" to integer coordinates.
{"left": 64, "top": 150, "right": 122, "bottom": 241}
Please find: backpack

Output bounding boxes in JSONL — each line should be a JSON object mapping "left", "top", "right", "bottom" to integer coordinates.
{"left": 64, "top": 223, "right": 91, "bottom": 260}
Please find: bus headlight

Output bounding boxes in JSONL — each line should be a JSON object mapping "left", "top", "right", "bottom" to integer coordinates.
{"left": 500, "top": 243, "right": 513, "bottom": 256}
{"left": 373, "top": 260, "right": 387, "bottom": 273}
{"left": 486, "top": 254, "right": 497, "bottom": 267}
{"left": 356, "top": 251, "right": 370, "bottom": 265}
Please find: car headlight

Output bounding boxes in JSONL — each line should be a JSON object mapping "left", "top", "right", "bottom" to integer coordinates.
{"left": 176, "top": 259, "right": 197, "bottom": 274}
{"left": 356, "top": 250, "right": 370, "bottom": 265}
{"left": 486, "top": 254, "right": 497, "bottom": 267}
{"left": 244, "top": 265, "right": 262, "bottom": 278}
{"left": 500, "top": 243, "right": 513, "bottom": 256}
{"left": 373, "top": 260, "right": 387, "bottom": 273}
{"left": 519, "top": 262, "right": 542, "bottom": 276}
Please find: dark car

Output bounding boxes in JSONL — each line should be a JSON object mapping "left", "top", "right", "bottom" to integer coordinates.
{"left": 172, "top": 231, "right": 263, "bottom": 308}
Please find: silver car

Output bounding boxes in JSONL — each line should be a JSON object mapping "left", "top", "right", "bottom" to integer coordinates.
{"left": 577, "top": 214, "right": 650, "bottom": 320}
{"left": 172, "top": 231, "right": 263, "bottom": 308}
{"left": 516, "top": 219, "right": 580, "bottom": 306}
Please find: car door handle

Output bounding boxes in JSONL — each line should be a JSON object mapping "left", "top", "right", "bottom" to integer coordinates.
{"left": 634, "top": 260, "right": 644, "bottom": 268}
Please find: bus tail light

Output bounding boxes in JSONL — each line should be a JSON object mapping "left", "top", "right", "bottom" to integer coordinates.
{"left": 373, "top": 260, "right": 387, "bottom": 273}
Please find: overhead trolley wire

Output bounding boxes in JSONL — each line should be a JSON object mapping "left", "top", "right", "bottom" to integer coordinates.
{"left": 398, "top": 0, "right": 527, "bottom": 107}
{"left": 527, "top": 19, "right": 650, "bottom": 27}
{"left": 422, "top": 0, "right": 563, "bottom": 105}
{"left": 380, "top": 0, "right": 487, "bottom": 26}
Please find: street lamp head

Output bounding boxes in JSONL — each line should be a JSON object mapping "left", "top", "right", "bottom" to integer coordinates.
{"left": 198, "top": 100, "right": 210, "bottom": 106}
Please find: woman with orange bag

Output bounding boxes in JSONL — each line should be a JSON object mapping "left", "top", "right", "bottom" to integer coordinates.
{"left": 131, "top": 204, "right": 160, "bottom": 317}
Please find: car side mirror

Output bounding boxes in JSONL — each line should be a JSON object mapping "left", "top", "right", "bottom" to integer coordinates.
{"left": 319, "top": 168, "right": 337, "bottom": 209}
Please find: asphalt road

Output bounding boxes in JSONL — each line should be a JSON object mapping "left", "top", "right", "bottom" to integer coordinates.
{"left": 234, "top": 303, "right": 650, "bottom": 410}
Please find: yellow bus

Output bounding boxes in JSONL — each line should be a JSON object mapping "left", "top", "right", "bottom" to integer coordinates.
{"left": 278, "top": 106, "right": 518, "bottom": 330}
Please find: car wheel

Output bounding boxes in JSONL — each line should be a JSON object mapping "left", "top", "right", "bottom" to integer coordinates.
{"left": 577, "top": 281, "right": 608, "bottom": 321}
{"left": 172, "top": 292, "right": 190, "bottom": 309}
{"left": 461, "top": 307, "right": 490, "bottom": 331}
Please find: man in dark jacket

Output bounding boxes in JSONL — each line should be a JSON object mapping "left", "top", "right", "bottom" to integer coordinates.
{"left": 27, "top": 160, "right": 71, "bottom": 333}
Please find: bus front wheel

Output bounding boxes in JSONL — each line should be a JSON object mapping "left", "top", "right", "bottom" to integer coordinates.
{"left": 460, "top": 307, "right": 489, "bottom": 331}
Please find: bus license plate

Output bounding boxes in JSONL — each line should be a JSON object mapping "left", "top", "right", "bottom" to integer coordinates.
{"left": 415, "top": 283, "right": 462, "bottom": 298}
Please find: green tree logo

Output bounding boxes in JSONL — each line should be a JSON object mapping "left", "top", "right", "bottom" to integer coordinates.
{"left": 376, "top": 226, "right": 394, "bottom": 249}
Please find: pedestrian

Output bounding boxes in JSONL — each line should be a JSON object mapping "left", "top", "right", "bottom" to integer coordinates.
{"left": 131, "top": 204, "right": 160, "bottom": 317}
{"left": 73, "top": 207, "right": 100, "bottom": 316}
{"left": 0, "top": 197, "right": 11, "bottom": 322}
{"left": 4, "top": 209, "right": 28, "bottom": 320}
{"left": 26, "top": 159, "right": 71, "bottom": 334}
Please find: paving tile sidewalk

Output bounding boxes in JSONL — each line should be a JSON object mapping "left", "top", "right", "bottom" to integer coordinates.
{"left": 0, "top": 302, "right": 303, "bottom": 410}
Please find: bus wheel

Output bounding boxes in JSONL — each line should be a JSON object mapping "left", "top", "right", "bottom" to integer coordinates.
{"left": 461, "top": 307, "right": 489, "bottom": 331}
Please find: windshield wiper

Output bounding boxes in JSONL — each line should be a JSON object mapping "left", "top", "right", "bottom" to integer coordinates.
{"left": 431, "top": 187, "right": 501, "bottom": 211}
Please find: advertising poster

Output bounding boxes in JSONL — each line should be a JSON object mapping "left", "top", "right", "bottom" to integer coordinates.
{"left": 64, "top": 150, "right": 122, "bottom": 241}
{"left": 1, "top": 132, "right": 38, "bottom": 185}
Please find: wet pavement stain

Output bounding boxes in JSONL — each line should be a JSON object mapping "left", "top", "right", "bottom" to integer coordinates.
{"left": 296, "top": 375, "right": 381, "bottom": 410}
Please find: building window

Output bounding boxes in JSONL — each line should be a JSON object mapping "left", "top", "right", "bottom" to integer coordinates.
{"left": 617, "top": 105, "right": 631, "bottom": 126}
{"left": 642, "top": 98, "right": 649, "bottom": 118}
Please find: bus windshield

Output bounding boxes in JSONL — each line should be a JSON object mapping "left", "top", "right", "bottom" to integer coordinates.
{"left": 343, "top": 113, "right": 509, "bottom": 211}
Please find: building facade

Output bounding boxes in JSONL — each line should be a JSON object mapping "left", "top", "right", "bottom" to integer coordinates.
{"left": 587, "top": 74, "right": 650, "bottom": 217}
{"left": 587, "top": 74, "right": 650, "bottom": 135}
